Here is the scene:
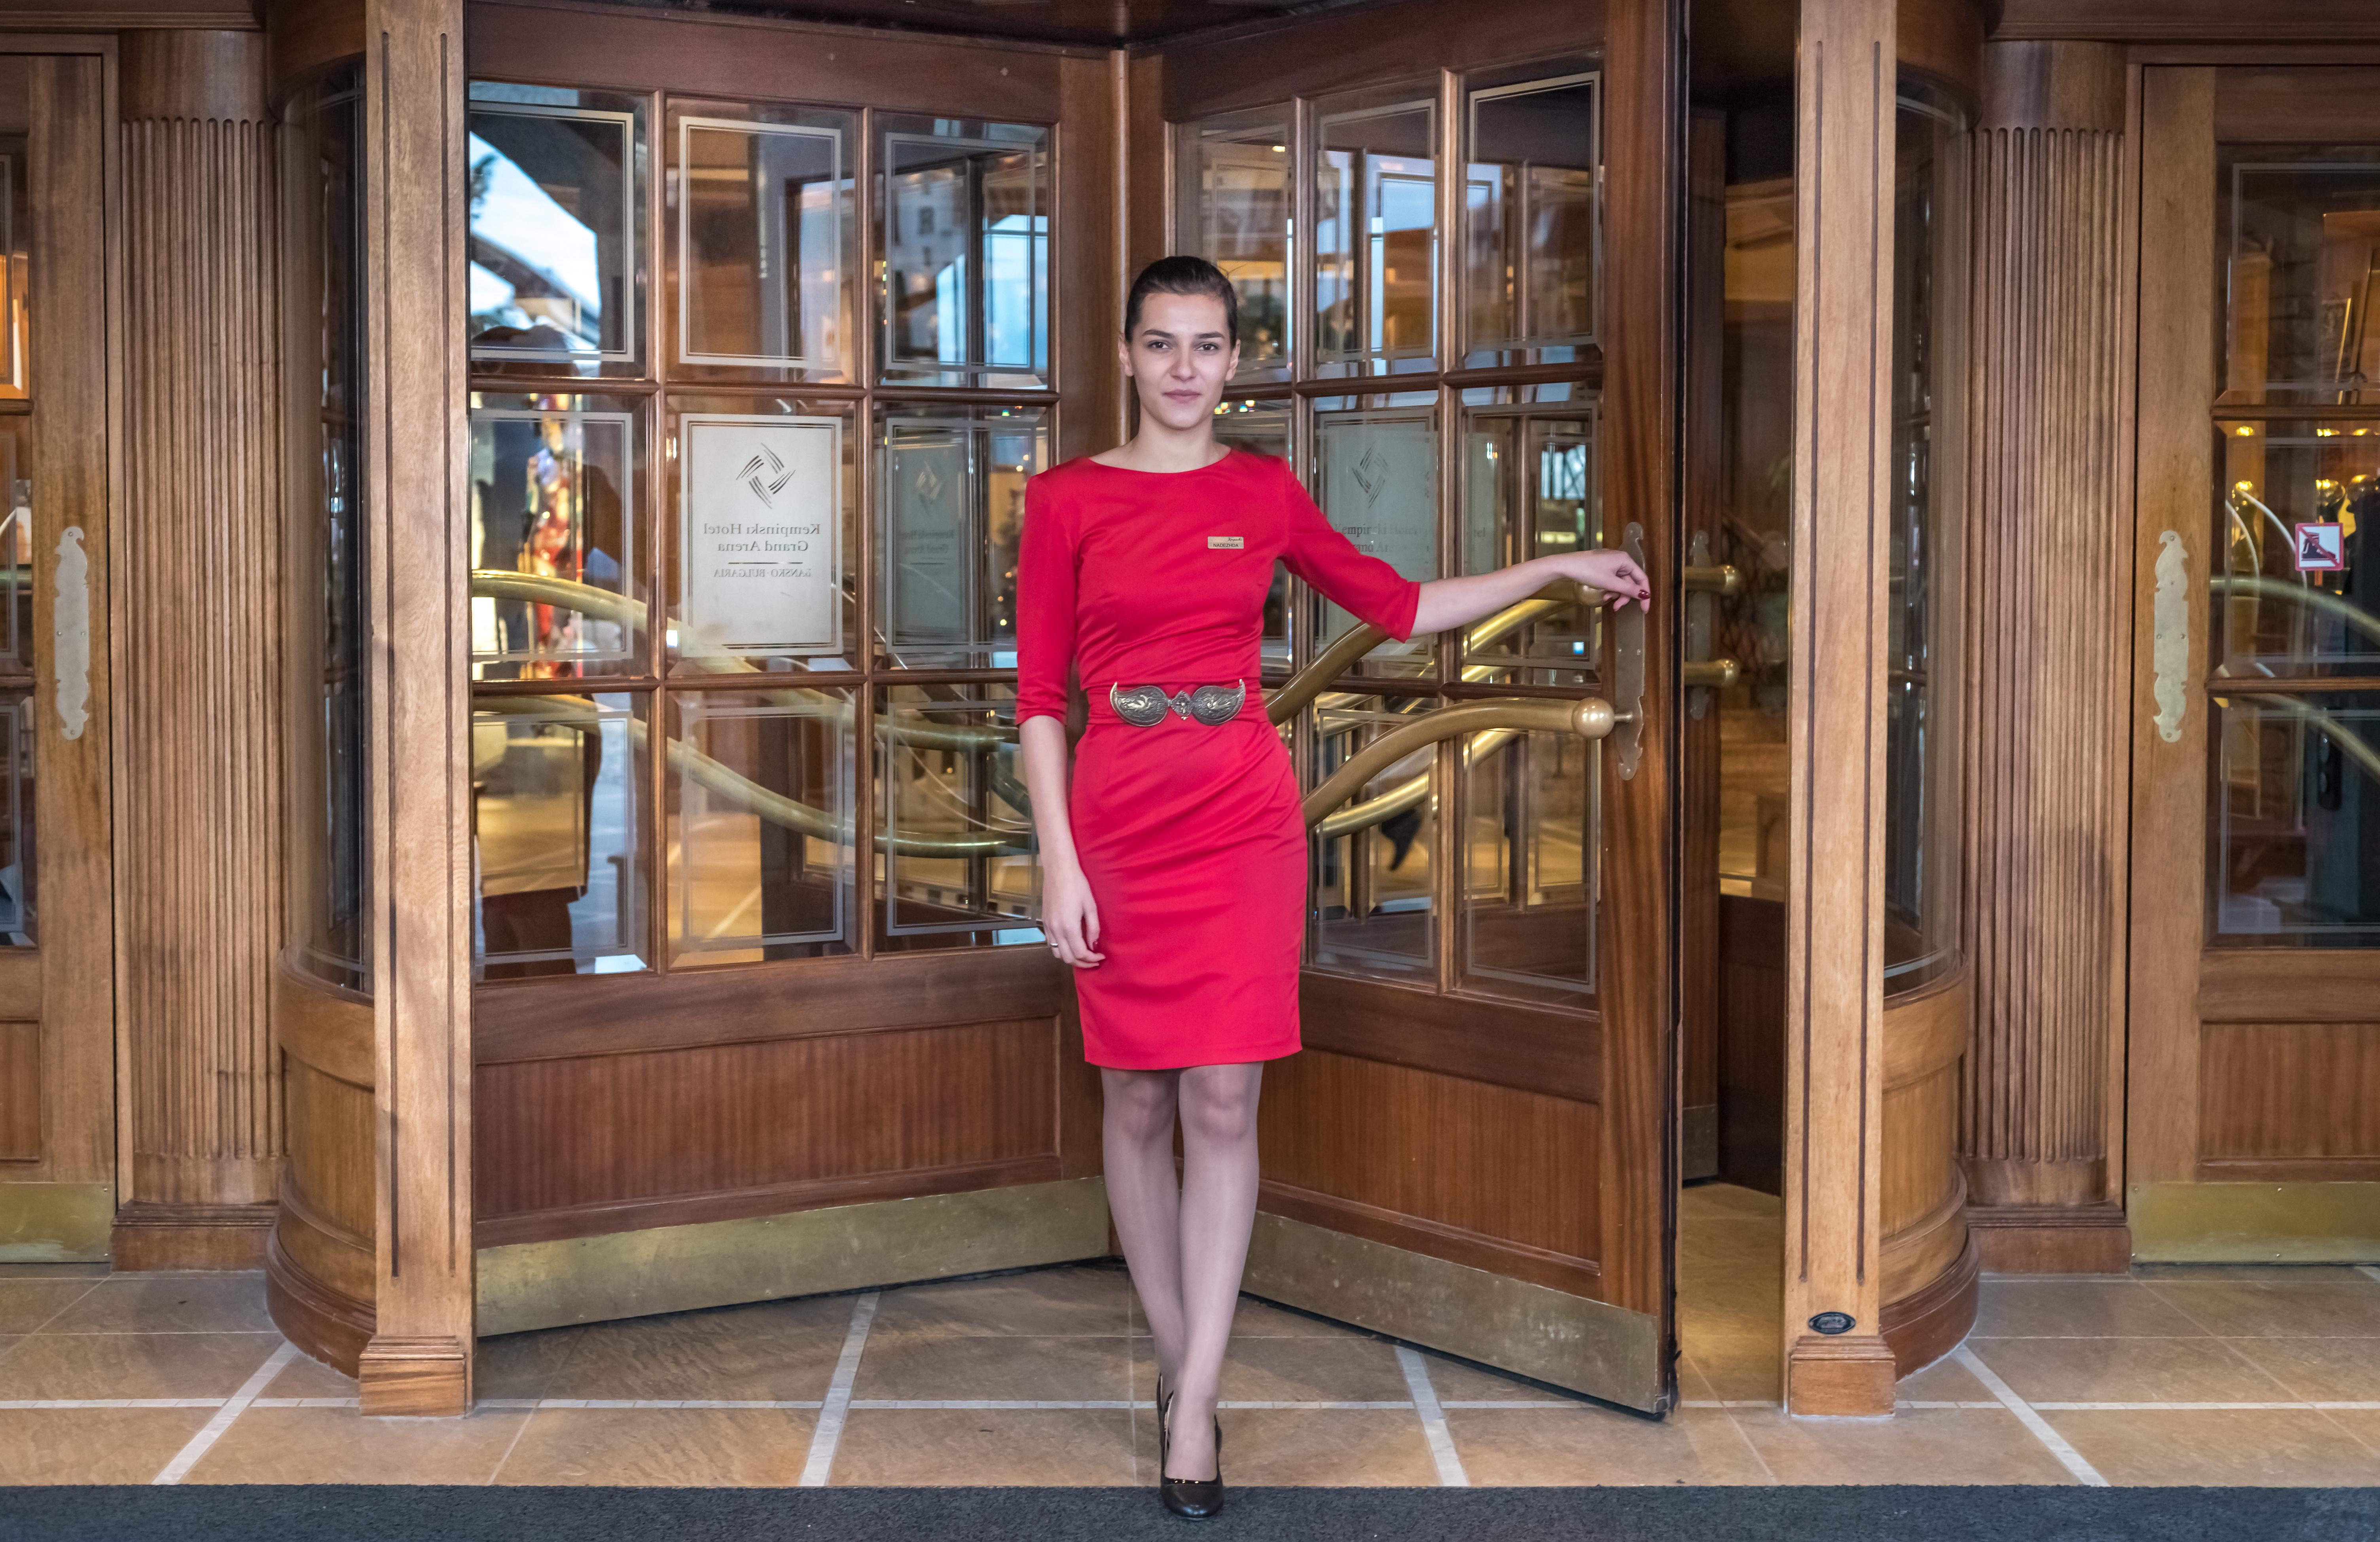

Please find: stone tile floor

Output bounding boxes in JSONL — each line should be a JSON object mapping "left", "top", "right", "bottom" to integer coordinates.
{"left": 4, "top": 1184, "right": 2378, "bottom": 1487}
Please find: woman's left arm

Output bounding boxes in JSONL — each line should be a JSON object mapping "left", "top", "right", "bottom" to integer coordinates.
{"left": 1409, "top": 549, "right": 1651, "bottom": 636}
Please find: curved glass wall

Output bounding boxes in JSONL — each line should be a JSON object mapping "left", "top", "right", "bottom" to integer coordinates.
{"left": 1884, "top": 81, "right": 1967, "bottom": 993}
{"left": 282, "top": 67, "right": 370, "bottom": 995}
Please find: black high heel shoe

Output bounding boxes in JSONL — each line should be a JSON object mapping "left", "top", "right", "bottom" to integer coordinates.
{"left": 1158, "top": 1394, "right": 1224, "bottom": 1521}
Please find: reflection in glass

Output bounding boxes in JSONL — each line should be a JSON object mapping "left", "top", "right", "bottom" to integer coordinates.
{"left": 881, "top": 118, "right": 1048, "bottom": 383}
{"left": 467, "top": 87, "right": 638, "bottom": 364}
{"left": 675, "top": 106, "right": 850, "bottom": 370}
{"left": 2223, "top": 153, "right": 2380, "bottom": 403}
{"left": 2212, "top": 693, "right": 2380, "bottom": 944}
{"left": 2215, "top": 422, "right": 2380, "bottom": 677}
{"left": 1317, "top": 98, "right": 1436, "bottom": 366}
{"left": 1884, "top": 87, "right": 1967, "bottom": 991}
{"left": 469, "top": 403, "right": 636, "bottom": 678}
{"left": 1182, "top": 114, "right": 1292, "bottom": 372}
{"left": 1308, "top": 695, "right": 1434, "bottom": 979}
{"left": 876, "top": 684, "right": 1039, "bottom": 948}
{"left": 1, "top": 418, "right": 28, "bottom": 670}
{"left": 282, "top": 68, "right": 370, "bottom": 994}
{"left": 669, "top": 689, "right": 853, "bottom": 965}
{"left": 880, "top": 405, "right": 1048, "bottom": 660}
{"left": 0, "top": 99, "right": 26, "bottom": 400}
{"left": 472, "top": 692, "right": 646, "bottom": 978}
{"left": 1466, "top": 74, "right": 1598, "bottom": 360}
{"left": 1462, "top": 406, "right": 1597, "bottom": 686}
{"left": 1213, "top": 401, "right": 1294, "bottom": 668}
{"left": 0, "top": 691, "right": 27, "bottom": 945}
{"left": 1313, "top": 401, "right": 1437, "bottom": 674}
{"left": 1463, "top": 727, "right": 1595, "bottom": 1001}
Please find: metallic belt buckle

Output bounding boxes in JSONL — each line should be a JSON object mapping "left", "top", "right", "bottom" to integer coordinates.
{"left": 1108, "top": 680, "right": 1245, "bottom": 727}
{"left": 1184, "top": 680, "right": 1245, "bottom": 726}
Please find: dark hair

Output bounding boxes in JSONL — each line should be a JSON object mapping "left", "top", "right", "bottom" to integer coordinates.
{"left": 1122, "top": 255, "right": 1239, "bottom": 346}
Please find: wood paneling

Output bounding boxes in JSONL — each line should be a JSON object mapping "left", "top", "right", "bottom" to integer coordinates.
{"left": 1879, "top": 974, "right": 1971, "bottom": 1315}
{"left": 1898, "top": 0, "right": 1986, "bottom": 108}
{"left": 361, "top": 0, "right": 473, "bottom": 1417}
{"left": 2200, "top": 1023, "right": 2380, "bottom": 1165}
{"left": 1056, "top": 51, "right": 1122, "bottom": 462}
{"left": 0, "top": 1020, "right": 37, "bottom": 1160}
{"left": 2199, "top": 950, "right": 2380, "bottom": 1023}
{"left": 1995, "top": 2, "right": 2380, "bottom": 44}
{"left": 116, "top": 28, "right": 285, "bottom": 1229}
{"left": 1783, "top": 0, "right": 1899, "bottom": 1417}
{"left": 1718, "top": 897, "right": 1785, "bottom": 1194}
{"left": 1298, "top": 974, "right": 1599, "bottom": 1104}
{"left": 1959, "top": 40, "right": 2130, "bottom": 1247}
{"left": 475, "top": 1019, "right": 1060, "bottom": 1226}
{"left": 1259, "top": 1048, "right": 1600, "bottom": 1279}
{"left": 261, "top": 0, "right": 361, "bottom": 102}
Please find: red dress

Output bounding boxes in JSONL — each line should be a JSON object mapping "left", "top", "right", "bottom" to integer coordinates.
{"left": 1016, "top": 449, "right": 1421, "bottom": 1069}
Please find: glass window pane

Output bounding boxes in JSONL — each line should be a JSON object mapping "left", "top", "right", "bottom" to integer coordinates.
{"left": 0, "top": 86, "right": 27, "bottom": 402}
{"left": 1213, "top": 400, "right": 1294, "bottom": 670}
{"left": 879, "top": 403, "right": 1050, "bottom": 665}
{"left": 1461, "top": 406, "right": 1598, "bottom": 687}
{"left": 468, "top": 85, "right": 641, "bottom": 369}
{"left": 1313, "top": 398, "right": 1438, "bottom": 678}
{"left": 668, "top": 688, "right": 853, "bottom": 965}
{"left": 1316, "top": 95, "right": 1436, "bottom": 368}
{"left": 880, "top": 117, "right": 1049, "bottom": 386}
{"left": 1181, "top": 112, "right": 1292, "bottom": 375}
{"left": 469, "top": 397, "right": 642, "bottom": 681}
{"left": 0, "top": 690, "right": 28, "bottom": 945}
{"left": 876, "top": 683, "right": 1040, "bottom": 949}
{"left": 2, "top": 417, "right": 29, "bottom": 672}
{"left": 472, "top": 691, "right": 649, "bottom": 979}
{"left": 2215, "top": 420, "right": 2380, "bottom": 678}
{"left": 671, "top": 100, "right": 854, "bottom": 377}
{"left": 1465, "top": 73, "right": 1598, "bottom": 362}
{"left": 668, "top": 395, "right": 856, "bottom": 677}
{"left": 2222, "top": 152, "right": 2380, "bottom": 405}
{"left": 1461, "top": 726, "right": 1596, "bottom": 1002}
{"left": 1307, "top": 694, "right": 1435, "bottom": 979}
{"left": 2211, "top": 691, "right": 2380, "bottom": 945}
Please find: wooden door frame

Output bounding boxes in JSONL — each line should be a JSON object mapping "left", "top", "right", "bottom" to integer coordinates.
{"left": 0, "top": 33, "right": 122, "bottom": 1266}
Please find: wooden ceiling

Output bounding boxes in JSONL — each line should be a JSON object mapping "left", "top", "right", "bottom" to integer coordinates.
{"left": 573, "top": 0, "right": 1398, "bottom": 48}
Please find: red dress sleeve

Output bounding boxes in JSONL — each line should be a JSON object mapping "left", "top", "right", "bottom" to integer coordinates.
{"left": 1014, "top": 471, "right": 1078, "bottom": 727}
{"left": 1275, "top": 459, "right": 1423, "bottom": 642}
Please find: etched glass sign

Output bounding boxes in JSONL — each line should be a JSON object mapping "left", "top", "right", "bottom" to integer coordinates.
{"left": 879, "top": 406, "right": 1048, "bottom": 659}
{"left": 1315, "top": 407, "right": 1438, "bottom": 659}
{"left": 679, "top": 413, "right": 843, "bottom": 657}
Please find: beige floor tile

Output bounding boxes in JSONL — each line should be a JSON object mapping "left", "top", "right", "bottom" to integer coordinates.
{"left": 2147, "top": 1280, "right": 2380, "bottom": 1339}
{"left": 0, "top": 1331, "right": 282, "bottom": 1399}
{"left": 1447, "top": 1406, "right": 1771, "bottom": 1485}
{"left": 2228, "top": 1336, "right": 2380, "bottom": 1403}
{"left": 1893, "top": 1353, "right": 1992, "bottom": 1404}
{"left": 496, "top": 1406, "right": 817, "bottom": 1485}
{"left": 474, "top": 1326, "right": 590, "bottom": 1402}
{"left": 0, "top": 1279, "right": 103, "bottom": 1334}
{"left": 1222, "top": 1296, "right": 1371, "bottom": 1337}
{"left": 1210, "top": 1334, "right": 1413, "bottom": 1403}
{"left": 261, "top": 1348, "right": 360, "bottom": 1400}
{"left": 1730, "top": 1405, "right": 2078, "bottom": 1485}
{"left": 1423, "top": 1351, "right": 1583, "bottom": 1404}
{"left": 540, "top": 1296, "right": 851, "bottom": 1402}
{"left": 1681, "top": 1184, "right": 1784, "bottom": 1222}
{"left": 0, "top": 1263, "right": 111, "bottom": 1279}
{"left": 42, "top": 1273, "right": 274, "bottom": 1335}
{"left": 859, "top": 1332, "right": 1130, "bottom": 1402}
{"left": 0, "top": 1408, "right": 215, "bottom": 1485}
{"left": 1973, "top": 1279, "right": 2208, "bottom": 1339}
{"left": 872, "top": 1267, "right": 1130, "bottom": 1341}
{"left": 831, "top": 1408, "right": 1136, "bottom": 1485}
{"left": 1967, "top": 1336, "right": 2298, "bottom": 1404}
{"left": 1683, "top": 1334, "right": 1782, "bottom": 1402}
{"left": 1676, "top": 1355, "right": 1720, "bottom": 1402}
{"left": 184, "top": 1404, "right": 531, "bottom": 1484}
{"left": 1190, "top": 1408, "right": 1438, "bottom": 1485}
{"left": 2046, "top": 1408, "right": 2380, "bottom": 1486}
{"left": 2319, "top": 1411, "right": 2380, "bottom": 1463}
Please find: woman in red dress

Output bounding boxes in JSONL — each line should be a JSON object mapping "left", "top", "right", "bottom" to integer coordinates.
{"left": 1016, "top": 257, "right": 1647, "bottom": 1518}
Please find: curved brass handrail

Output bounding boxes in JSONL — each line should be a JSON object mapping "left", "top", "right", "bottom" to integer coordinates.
{"left": 2208, "top": 688, "right": 2380, "bottom": 788}
{"left": 2209, "top": 575, "right": 2380, "bottom": 650}
{"left": 1302, "top": 697, "right": 1618, "bottom": 828}
{"left": 1265, "top": 578, "right": 1599, "bottom": 727}
{"left": 475, "top": 693, "right": 1030, "bottom": 856}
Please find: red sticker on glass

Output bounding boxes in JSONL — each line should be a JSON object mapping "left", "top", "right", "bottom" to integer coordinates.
{"left": 2294, "top": 523, "right": 2346, "bottom": 572}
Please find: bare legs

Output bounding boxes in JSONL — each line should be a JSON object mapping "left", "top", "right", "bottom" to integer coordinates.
{"left": 1100, "top": 1062, "right": 1263, "bottom": 1483}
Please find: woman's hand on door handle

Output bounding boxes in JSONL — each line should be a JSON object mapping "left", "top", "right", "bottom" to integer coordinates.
{"left": 1409, "top": 549, "right": 1652, "bottom": 635}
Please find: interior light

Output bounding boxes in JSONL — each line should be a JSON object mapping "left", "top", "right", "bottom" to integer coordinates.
{"left": 2234, "top": 479, "right": 2255, "bottom": 491}
{"left": 2235, "top": 426, "right": 2256, "bottom": 437}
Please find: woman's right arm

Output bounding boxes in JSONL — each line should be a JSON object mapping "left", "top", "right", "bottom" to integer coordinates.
{"left": 1014, "top": 476, "right": 1103, "bottom": 968}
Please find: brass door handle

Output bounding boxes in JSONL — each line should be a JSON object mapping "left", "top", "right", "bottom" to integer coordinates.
{"left": 1681, "top": 657, "right": 1740, "bottom": 689}
{"left": 1302, "top": 696, "right": 1618, "bottom": 828}
{"left": 1681, "top": 563, "right": 1742, "bottom": 597}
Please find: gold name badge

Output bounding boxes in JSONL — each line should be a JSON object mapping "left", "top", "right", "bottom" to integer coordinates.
{"left": 1207, "top": 536, "right": 1245, "bottom": 549}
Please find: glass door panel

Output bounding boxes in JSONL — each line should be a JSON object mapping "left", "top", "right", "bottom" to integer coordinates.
{"left": 1180, "top": 109, "right": 1294, "bottom": 378}
{"left": 467, "top": 85, "right": 644, "bottom": 373}
{"left": 878, "top": 403, "right": 1049, "bottom": 667}
{"left": 1307, "top": 693, "right": 1437, "bottom": 981}
{"left": 1464, "top": 70, "right": 1599, "bottom": 365}
{"left": 1461, "top": 724, "right": 1596, "bottom": 1002}
{"left": 1315, "top": 92, "right": 1437, "bottom": 371}
{"left": 1460, "top": 399, "right": 1598, "bottom": 688}
{"left": 875, "top": 682, "right": 1038, "bottom": 949}
{"left": 468, "top": 394, "right": 644, "bottom": 682}
{"left": 879, "top": 118, "right": 1049, "bottom": 387}
{"left": 1213, "top": 400, "right": 1294, "bottom": 669}
{"left": 1311, "top": 396, "right": 1438, "bottom": 678}
{"left": 471, "top": 691, "right": 650, "bottom": 979}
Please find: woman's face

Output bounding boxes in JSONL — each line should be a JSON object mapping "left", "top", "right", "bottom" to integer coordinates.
{"left": 1120, "top": 291, "right": 1240, "bottom": 434}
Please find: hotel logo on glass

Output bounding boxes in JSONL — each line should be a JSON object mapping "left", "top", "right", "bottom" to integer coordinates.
{"left": 680, "top": 413, "right": 842, "bottom": 656}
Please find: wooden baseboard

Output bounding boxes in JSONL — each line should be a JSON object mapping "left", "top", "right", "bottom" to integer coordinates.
{"left": 265, "top": 1229, "right": 374, "bottom": 1379}
{"left": 111, "top": 1202, "right": 275, "bottom": 1271}
{"left": 1880, "top": 1232, "right": 1979, "bottom": 1375}
{"left": 1785, "top": 1332, "right": 1897, "bottom": 1416}
{"left": 358, "top": 1335, "right": 472, "bottom": 1417}
{"left": 1967, "top": 1203, "right": 2132, "bottom": 1273}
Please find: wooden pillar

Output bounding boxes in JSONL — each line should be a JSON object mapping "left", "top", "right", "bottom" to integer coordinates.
{"left": 1958, "top": 41, "right": 2134, "bottom": 1275}
{"left": 112, "top": 30, "right": 285, "bottom": 1272}
{"left": 1783, "top": 0, "right": 1897, "bottom": 1418}
{"left": 357, "top": 0, "right": 474, "bottom": 1417}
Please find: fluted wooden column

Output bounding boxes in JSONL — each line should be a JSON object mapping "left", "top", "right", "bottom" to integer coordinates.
{"left": 1957, "top": 40, "right": 2133, "bottom": 1275}
{"left": 113, "top": 30, "right": 285, "bottom": 1270}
